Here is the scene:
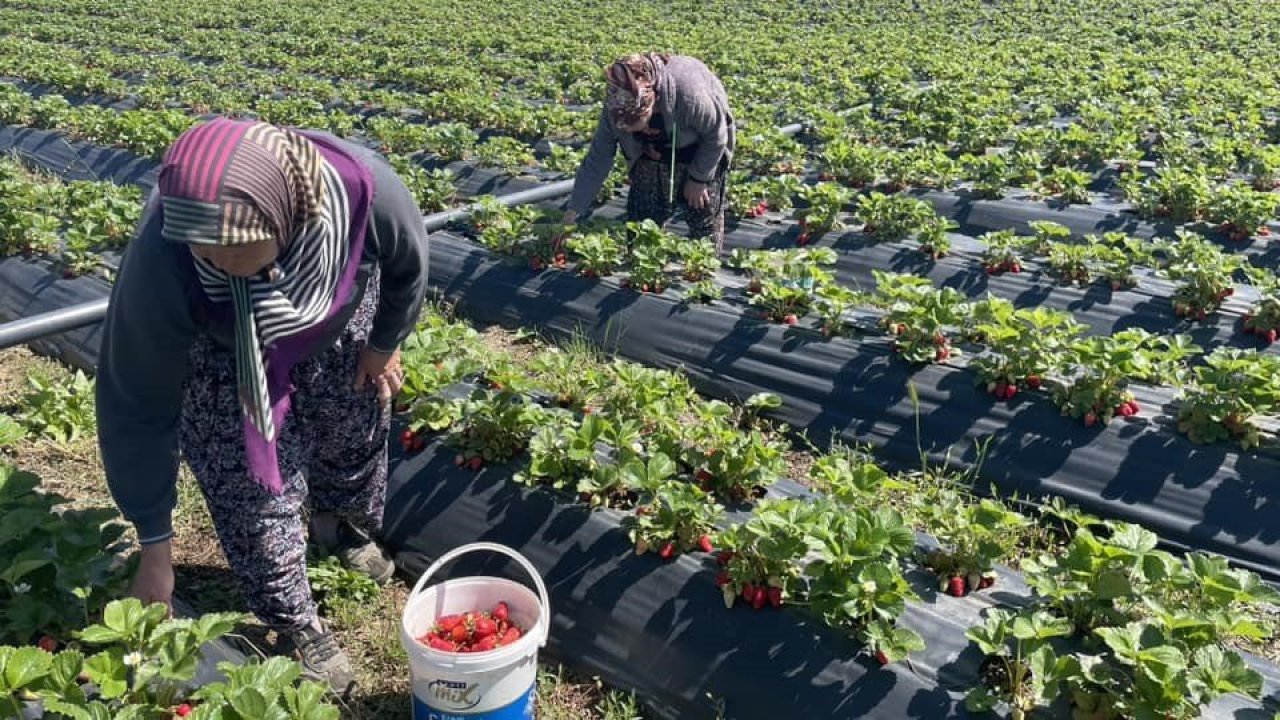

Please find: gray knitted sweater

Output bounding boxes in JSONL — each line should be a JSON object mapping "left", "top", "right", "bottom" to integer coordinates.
{"left": 567, "top": 55, "right": 735, "bottom": 216}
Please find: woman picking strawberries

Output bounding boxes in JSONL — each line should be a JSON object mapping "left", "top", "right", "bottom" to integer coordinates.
{"left": 560, "top": 52, "right": 736, "bottom": 251}
{"left": 95, "top": 117, "right": 429, "bottom": 696}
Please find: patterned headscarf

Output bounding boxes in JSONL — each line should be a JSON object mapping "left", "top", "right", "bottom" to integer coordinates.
{"left": 604, "top": 52, "right": 670, "bottom": 126}
{"left": 157, "top": 118, "right": 355, "bottom": 487}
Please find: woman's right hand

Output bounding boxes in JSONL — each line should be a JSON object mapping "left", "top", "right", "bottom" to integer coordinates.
{"left": 129, "top": 541, "right": 175, "bottom": 614}
{"left": 554, "top": 210, "right": 579, "bottom": 250}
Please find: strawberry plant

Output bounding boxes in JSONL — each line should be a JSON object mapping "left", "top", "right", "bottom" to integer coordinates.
{"left": 874, "top": 272, "right": 969, "bottom": 364}
{"left": 684, "top": 279, "right": 723, "bottom": 304}
{"left": 813, "top": 284, "right": 866, "bottom": 337}
{"left": 521, "top": 412, "right": 606, "bottom": 493}
{"left": 306, "top": 553, "right": 380, "bottom": 612}
{"left": 1054, "top": 330, "right": 1200, "bottom": 426}
{"left": 744, "top": 248, "right": 837, "bottom": 322}
{"left": 855, "top": 192, "right": 937, "bottom": 242}
{"left": 793, "top": 182, "right": 853, "bottom": 244}
{"left": 964, "top": 609, "right": 1074, "bottom": 720}
{"left": 1036, "top": 165, "right": 1091, "bottom": 204}
{"left": 805, "top": 505, "right": 924, "bottom": 663}
{"left": 1046, "top": 242, "right": 1094, "bottom": 286}
{"left": 542, "top": 142, "right": 586, "bottom": 174}
{"left": 820, "top": 139, "right": 884, "bottom": 188}
{"left": 1163, "top": 230, "right": 1246, "bottom": 320}
{"left": 1124, "top": 165, "right": 1211, "bottom": 222}
{"left": 1176, "top": 348, "right": 1280, "bottom": 448}
{"left": 917, "top": 492, "right": 1029, "bottom": 595}
{"left": 1242, "top": 288, "right": 1280, "bottom": 345}
{"left": 970, "top": 305, "right": 1084, "bottom": 399}
{"left": 448, "top": 389, "right": 550, "bottom": 469}
{"left": 675, "top": 239, "right": 721, "bottom": 282}
{"left": 1205, "top": 182, "right": 1278, "bottom": 241}
{"left": 714, "top": 498, "right": 818, "bottom": 611}
{"left": 565, "top": 231, "right": 621, "bottom": 277}
{"left": 1089, "top": 232, "right": 1154, "bottom": 291}
{"left": 805, "top": 448, "right": 892, "bottom": 508}
{"left": 626, "top": 454, "right": 723, "bottom": 560}
{"left": 979, "top": 230, "right": 1027, "bottom": 275}
{"left": 916, "top": 215, "right": 957, "bottom": 260}
{"left": 388, "top": 157, "right": 457, "bottom": 213}
{"left": 468, "top": 196, "right": 540, "bottom": 256}
{"left": 474, "top": 136, "right": 536, "bottom": 174}
{"left": 966, "top": 153, "right": 1010, "bottom": 199}
{"left": 1027, "top": 220, "right": 1071, "bottom": 255}
{"left": 422, "top": 122, "right": 479, "bottom": 162}
{"left": 624, "top": 243, "right": 672, "bottom": 294}
{"left": 15, "top": 369, "right": 95, "bottom": 444}
{"left": 0, "top": 464, "right": 133, "bottom": 647}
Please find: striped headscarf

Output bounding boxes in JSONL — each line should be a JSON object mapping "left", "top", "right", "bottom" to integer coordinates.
{"left": 604, "top": 52, "right": 670, "bottom": 126}
{"left": 158, "top": 118, "right": 357, "bottom": 490}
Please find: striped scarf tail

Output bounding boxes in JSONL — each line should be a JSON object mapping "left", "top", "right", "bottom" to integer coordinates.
{"left": 230, "top": 276, "right": 276, "bottom": 442}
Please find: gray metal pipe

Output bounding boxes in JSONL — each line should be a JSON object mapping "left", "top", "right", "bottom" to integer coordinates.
{"left": 0, "top": 297, "right": 109, "bottom": 351}
{"left": 422, "top": 178, "right": 576, "bottom": 232}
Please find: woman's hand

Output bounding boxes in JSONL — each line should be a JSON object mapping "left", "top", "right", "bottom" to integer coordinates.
{"left": 354, "top": 347, "right": 404, "bottom": 408}
{"left": 684, "top": 180, "right": 710, "bottom": 210}
{"left": 129, "top": 541, "right": 174, "bottom": 614}
{"left": 553, "top": 210, "right": 579, "bottom": 250}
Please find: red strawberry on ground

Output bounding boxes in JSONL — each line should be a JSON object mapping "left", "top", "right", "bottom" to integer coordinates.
{"left": 797, "top": 233, "right": 810, "bottom": 246}
{"left": 768, "top": 586, "right": 783, "bottom": 608}
{"left": 980, "top": 576, "right": 995, "bottom": 589}
{"left": 1004, "top": 384, "right": 1017, "bottom": 400}
{"left": 1127, "top": 401, "right": 1140, "bottom": 414}
{"left": 175, "top": 704, "right": 193, "bottom": 718}
{"left": 697, "top": 535, "right": 714, "bottom": 553}
{"left": 37, "top": 635, "right": 57, "bottom": 653}
{"left": 715, "top": 571, "right": 731, "bottom": 587}
{"left": 784, "top": 314, "right": 798, "bottom": 326}
{"left": 741, "top": 583, "right": 756, "bottom": 602}
{"left": 947, "top": 575, "right": 966, "bottom": 597}
{"left": 1084, "top": 412, "right": 1098, "bottom": 427}
{"left": 1026, "top": 375, "right": 1041, "bottom": 389}
{"left": 659, "top": 542, "right": 676, "bottom": 560}
{"left": 874, "top": 650, "right": 889, "bottom": 665}
{"left": 751, "top": 587, "right": 767, "bottom": 610}
{"left": 468, "top": 456, "right": 484, "bottom": 471}
{"left": 935, "top": 348, "right": 950, "bottom": 362}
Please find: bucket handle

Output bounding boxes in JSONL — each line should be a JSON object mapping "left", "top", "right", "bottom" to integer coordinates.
{"left": 408, "top": 542, "right": 551, "bottom": 648}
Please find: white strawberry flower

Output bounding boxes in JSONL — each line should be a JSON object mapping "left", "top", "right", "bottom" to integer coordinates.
{"left": 12, "top": 582, "right": 30, "bottom": 595}
{"left": 123, "top": 651, "right": 143, "bottom": 667}
{"left": 861, "top": 580, "right": 877, "bottom": 595}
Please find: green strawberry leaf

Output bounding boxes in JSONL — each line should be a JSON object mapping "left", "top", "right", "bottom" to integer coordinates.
{"left": 0, "top": 646, "right": 52, "bottom": 693}
{"left": 84, "top": 648, "right": 128, "bottom": 699}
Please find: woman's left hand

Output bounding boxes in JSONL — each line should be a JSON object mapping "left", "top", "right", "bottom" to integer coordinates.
{"left": 354, "top": 347, "right": 404, "bottom": 408}
{"left": 684, "top": 180, "right": 710, "bottom": 209}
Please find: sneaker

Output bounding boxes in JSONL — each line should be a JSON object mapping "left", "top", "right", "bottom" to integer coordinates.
{"left": 310, "top": 513, "right": 396, "bottom": 585}
{"left": 279, "top": 621, "right": 355, "bottom": 697}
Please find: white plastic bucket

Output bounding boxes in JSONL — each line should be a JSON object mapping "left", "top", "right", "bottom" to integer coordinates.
{"left": 400, "top": 542, "right": 550, "bottom": 720}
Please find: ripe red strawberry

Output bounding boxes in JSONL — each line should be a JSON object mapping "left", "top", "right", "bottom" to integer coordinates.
{"left": 935, "top": 348, "right": 950, "bottom": 362}
{"left": 500, "top": 626, "right": 521, "bottom": 646}
{"left": 874, "top": 650, "right": 889, "bottom": 665}
{"left": 695, "top": 469, "right": 713, "bottom": 483}
{"left": 436, "top": 614, "right": 463, "bottom": 631}
{"left": 993, "top": 381, "right": 1008, "bottom": 398}
{"left": 784, "top": 314, "right": 798, "bottom": 326}
{"left": 474, "top": 634, "right": 499, "bottom": 652}
{"left": 413, "top": 436, "right": 425, "bottom": 451}
{"left": 468, "top": 456, "right": 484, "bottom": 471}
{"left": 933, "top": 333, "right": 947, "bottom": 346}
{"left": 741, "top": 583, "right": 756, "bottom": 602}
{"left": 984, "top": 265, "right": 996, "bottom": 275}
{"left": 1116, "top": 404, "right": 1132, "bottom": 417}
{"left": 697, "top": 535, "right": 714, "bottom": 553}
{"left": 659, "top": 542, "right": 676, "bottom": 560}
{"left": 715, "top": 571, "right": 731, "bottom": 587}
{"left": 427, "top": 635, "right": 455, "bottom": 652}
{"left": 1011, "top": 263, "right": 1021, "bottom": 274}
{"left": 1026, "top": 375, "right": 1041, "bottom": 389}
{"left": 751, "top": 587, "right": 767, "bottom": 610}
{"left": 946, "top": 576, "right": 966, "bottom": 597}
{"left": 400, "top": 429, "right": 414, "bottom": 443}
{"left": 175, "top": 704, "right": 193, "bottom": 717}
{"left": 1084, "top": 412, "right": 1098, "bottom": 427}
{"left": 492, "top": 602, "right": 509, "bottom": 623}
{"left": 716, "top": 550, "right": 733, "bottom": 566}
{"left": 979, "top": 576, "right": 995, "bottom": 589}
{"left": 451, "top": 624, "right": 470, "bottom": 643}
{"left": 1004, "top": 384, "right": 1017, "bottom": 400}
{"left": 37, "top": 635, "right": 57, "bottom": 653}
{"left": 1127, "top": 401, "right": 1140, "bottom": 414}
{"left": 640, "top": 283, "right": 650, "bottom": 293}
{"left": 797, "top": 233, "right": 810, "bottom": 246}
{"left": 474, "top": 616, "right": 498, "bottom": 638}
{"left": 768, "top": 586, "right": 783, "bottom": 608}
{"left": 1268, "top": 329, "right": 1278, "bottom": 344}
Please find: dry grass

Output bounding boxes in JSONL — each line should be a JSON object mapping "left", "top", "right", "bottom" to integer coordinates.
{"left": 0, "top": 346, "right": 647, "bottom": 719}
